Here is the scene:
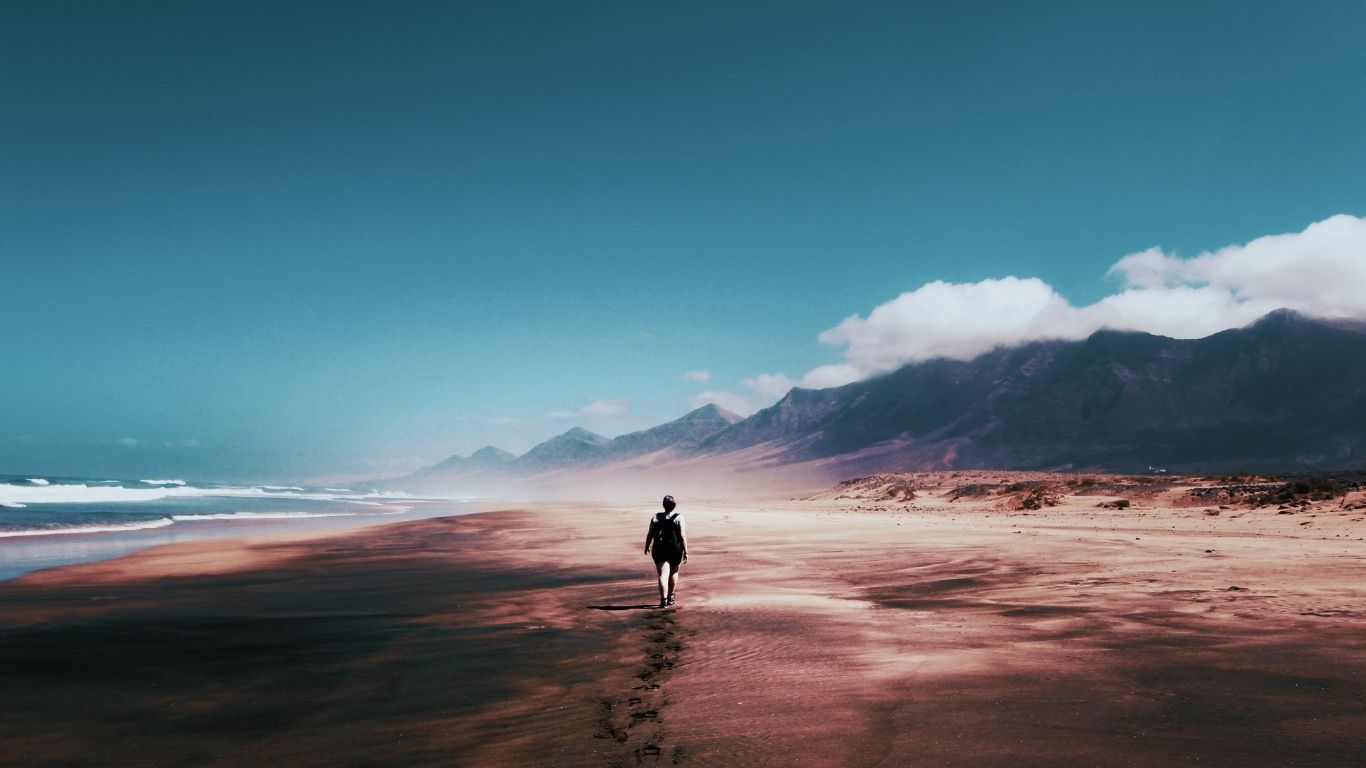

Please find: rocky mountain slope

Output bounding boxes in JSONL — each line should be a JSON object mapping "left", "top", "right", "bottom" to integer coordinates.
{"left": 697, "top": 310, "right": 1366, "bottom": 473}
{"left": 388, "top": 311, "right": 1366, "bottom": 492}
{"left": 389, "top": 404, "right": 742, "bottom": 490}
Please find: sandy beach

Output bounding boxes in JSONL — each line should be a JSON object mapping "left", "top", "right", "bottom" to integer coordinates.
{"left": 3, "top": 474, "right": 1364, "bottom": 767}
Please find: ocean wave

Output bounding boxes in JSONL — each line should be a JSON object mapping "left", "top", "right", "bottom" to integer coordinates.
{"left": 0, "top": 518, "right": 176, "bottom": 538}
{"left": 169, "top": 508, "right": 408, "bottom": 522}
{"left": 140, "top": 478, "right": 186, "bottom": 486}
{"left": 1, "top": 502, "right": 27, "bottom": 509}
{"left": 0, "top": 482, "right": 414, "bottom": 507}
{"left": 27, "top": 478, "right": 50, "bottom": 486}
{"left": 0, "top": 504, "right": 417, "bottom": 537}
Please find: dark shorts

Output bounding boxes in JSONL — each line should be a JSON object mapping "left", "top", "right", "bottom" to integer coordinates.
{"left": 652, "top": 546, "right": 682, "bottom": 569}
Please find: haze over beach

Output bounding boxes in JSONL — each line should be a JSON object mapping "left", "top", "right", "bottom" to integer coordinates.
{"left": 3, "top": 2, "right": 1365, "bottom": 766}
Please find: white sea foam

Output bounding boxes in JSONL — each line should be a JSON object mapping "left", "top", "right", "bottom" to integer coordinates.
{"left": 0, "top": 482, "right": 413, "bottom": 507}
{"left": 169, "top": 508, "right": 408, "bottom": 522}
{"left": 1, "top": 502, "right": 27, "bottom": 509}
{"left": 170, "top": 511, "right": 349, "bottom": 521}
{"left": 27, "top": 478, "right": 50, "bottom": 486}
{"left": 0, "top": 518, "right": 175, "bottom": 538}
{"left": 140, "top": 478, "right": 186, "bottom": 486}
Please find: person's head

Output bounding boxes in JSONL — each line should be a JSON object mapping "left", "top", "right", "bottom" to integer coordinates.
{"left": 662, "top": 495, "right": 676, "bottom": 513}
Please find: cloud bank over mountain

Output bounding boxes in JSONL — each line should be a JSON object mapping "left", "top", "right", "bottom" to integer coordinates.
{"left": 700, "top": 214, "right": 1366, "bottom": 412}
{"left": 687, "top": 373, "right": 805, "bottom": 416}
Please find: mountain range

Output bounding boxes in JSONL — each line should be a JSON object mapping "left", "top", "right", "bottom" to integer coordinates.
{"left": 383, "top": 310, "right": 1366, "bottom": 494}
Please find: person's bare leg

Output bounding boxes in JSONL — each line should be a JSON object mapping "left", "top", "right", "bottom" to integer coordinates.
{"left": 656, "top": 562, "right": 671, "bottom": 606}
{"left": 667, "top": 567, "right": 679, "bottom": 602}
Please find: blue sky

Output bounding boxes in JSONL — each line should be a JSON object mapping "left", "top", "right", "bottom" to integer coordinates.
{"left": 3, "top": 1, "right": 1365, "bottom": 482}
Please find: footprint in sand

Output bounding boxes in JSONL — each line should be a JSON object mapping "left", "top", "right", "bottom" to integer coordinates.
{"left": 605, "top": 603, "right": 688, "bottom": 764}
{"left": 594, "top": 699, "right": 630, "bottom": 743}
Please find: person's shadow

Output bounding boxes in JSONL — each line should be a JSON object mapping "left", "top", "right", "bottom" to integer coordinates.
{"left": 586, "top": 604, "right": 659, "bottom": 611}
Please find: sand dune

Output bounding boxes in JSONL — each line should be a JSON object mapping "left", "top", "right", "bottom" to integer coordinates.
{"left": 2, "top": 475, "right": 1363, "bottom": 766}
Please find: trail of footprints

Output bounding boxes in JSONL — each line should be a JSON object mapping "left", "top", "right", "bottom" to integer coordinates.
{"left": 595, "top": 610, "right": 690, "bottom": 765}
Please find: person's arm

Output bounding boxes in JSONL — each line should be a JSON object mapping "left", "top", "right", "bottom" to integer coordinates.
{"left": 678, "top": 517, "right": 688, "bottom": 562}
{"left": 644, "top": 519, "right": 658, "bottom": 554}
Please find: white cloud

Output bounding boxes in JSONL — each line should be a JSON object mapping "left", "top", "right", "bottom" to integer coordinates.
{"left": 1076, "top": 285, "right": 1274, "bottom": 339}
{"left": 742, "top": 373, "right": 796, "bottom": 402}
{"left": 679, "top": 215, "right": 1366, "bottom": 418}
{"left": 580, "top": 398, "right": 630, "bottom": 419}
{"left": 1104, "top": 213, "right": 1366, "bottom": 318}
{"left": 799, "top": 364, "right": 864, "bottom": 389}
{"left": 817, "top": 277, "right": 1079, "bottom": 374}
{"left": 807, "top": 214, "right": 1366, "bottom": 383}
{"left": 547, "top": 399, "right": 631, "bottom": 420}
{"left": 686, "top": 374, "right": 800, "bottom": 416}
{"left": 681, "top": 370, "right": 712, "bottom": 383}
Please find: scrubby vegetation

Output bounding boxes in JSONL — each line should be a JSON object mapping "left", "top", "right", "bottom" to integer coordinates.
{"left": 947, "top": 483, "right": 998, "bottom": 499}
{"left": 1061, "top": 475, "right": 1178, "bottom": 497}
{"left": 831, "top": 475, "right": 918, "bottom": 501}
{"left": 1248, "top": 475, "right": 1363, "bottom": 507}
{"left": 1015, "top": 485, "right": 1061, "bottom": 510}
{"left": 948, "top": 480, "right": 1060, "bottom": 509}
{"left": 1189, "top": 473, "right": 1366, "bottom": 508}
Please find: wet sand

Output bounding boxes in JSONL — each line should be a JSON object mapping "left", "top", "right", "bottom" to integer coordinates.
{"left": 2, "top": 476, "right": 1364, "bottom": 766}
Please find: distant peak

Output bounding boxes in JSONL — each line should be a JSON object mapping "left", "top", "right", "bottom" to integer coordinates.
{"left": 558, "top": 426, "right": 610, "bottom": 443}
{"left": 685, "top": 403, "right": 743, "bottom": 423}
{"left": 469, "top": 446, "right": 515, "bottom": 462}
{"left": 1245, "top": 307, "right": 1364, "bottom": 335}
{"left": 1251, "top": 308, "right": 1310, "bottom": 326}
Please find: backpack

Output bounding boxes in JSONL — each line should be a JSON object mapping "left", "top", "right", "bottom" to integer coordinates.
{"left": 656, "top": 512, "right": 683, "bottom": 551}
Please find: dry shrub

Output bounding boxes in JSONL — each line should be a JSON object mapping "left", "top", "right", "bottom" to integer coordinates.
{"left": 1013, "top": 484, "right": 1061, "bottom": 510}
{"left": 829, "top": 474, "right": 918, "bottom": 502}
{"left": 1189, "top": 473, "right": 1364, "bottom": 507}
{"left": 949, "top": 483, "right": 998, "bottom": 499}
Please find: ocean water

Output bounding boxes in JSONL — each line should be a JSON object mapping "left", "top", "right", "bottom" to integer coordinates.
{"left": 0, "top": 475, "right": 477, "bottom": 581}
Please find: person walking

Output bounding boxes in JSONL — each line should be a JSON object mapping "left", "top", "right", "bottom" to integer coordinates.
{"left": 644, "top": 495, "right": 688, "bottom": 608}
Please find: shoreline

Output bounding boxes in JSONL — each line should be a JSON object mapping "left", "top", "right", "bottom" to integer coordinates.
{"left": 3, "top": 480, "right": 1364, "bottom": 765}
{"left": 0, "top": 498, "right": 487, "bottom": 582}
